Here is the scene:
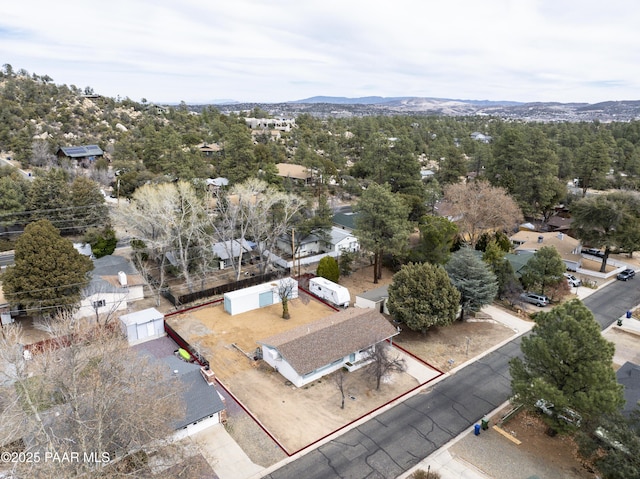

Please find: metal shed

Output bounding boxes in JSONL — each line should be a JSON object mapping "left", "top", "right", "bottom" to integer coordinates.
{"left": 223, "top": 278, "right": 298, "bottom": 316}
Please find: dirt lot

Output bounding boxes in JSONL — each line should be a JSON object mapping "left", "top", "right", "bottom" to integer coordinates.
{"left": 167, "top": 263, "right": 521, "bottom": 459}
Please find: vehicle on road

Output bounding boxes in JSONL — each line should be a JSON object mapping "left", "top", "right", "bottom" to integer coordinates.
{"left": 563, "top": 273, "right": 581, "bottom": 287}
{"left": 617, "top": 269, "right": 636, "bottom": 281}
{"left": 520, "top": 292, "right": 550, "bottom": 307}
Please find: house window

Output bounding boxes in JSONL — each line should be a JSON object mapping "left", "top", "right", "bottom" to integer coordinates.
{"left": 92, "top": 299, "right": 106, "bottom": 309}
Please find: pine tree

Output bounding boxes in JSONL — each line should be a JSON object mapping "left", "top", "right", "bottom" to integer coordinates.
{"left": 2, "top": 219, "right": 93, "bottom": 315}
{"left": 445, "top": 247, "right": 498, "bottom": 320}
{"left": 510, "top": 299, "right": 624, "bottom": 433}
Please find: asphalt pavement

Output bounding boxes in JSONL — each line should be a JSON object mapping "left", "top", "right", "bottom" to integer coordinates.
{"left": 263, "top": 279, "right": 640, "bottom": 479}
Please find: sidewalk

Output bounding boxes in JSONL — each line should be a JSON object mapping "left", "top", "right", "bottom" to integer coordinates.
{"left": 402, "top": 280, "right": 613, "bottom": 479}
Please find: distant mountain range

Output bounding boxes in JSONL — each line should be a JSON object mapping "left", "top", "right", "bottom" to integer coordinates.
{"left": 291, "top": 96, "right": 524, "bottom": 107}
{"left": 201, "top": 96, "right": 640, "bottom": 122}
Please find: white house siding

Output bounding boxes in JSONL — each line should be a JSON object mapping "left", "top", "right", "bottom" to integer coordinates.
{"left": 75, "top": 292, "right": 128, "bottom": 320}
{"left": 260, "top": 344, "right": 370, "bottom": 388}
{"left": 173, "top": 414, "right": 220, "bottom": 441}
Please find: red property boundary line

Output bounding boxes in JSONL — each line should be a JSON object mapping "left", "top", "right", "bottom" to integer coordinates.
{"left": 214, "top": 378, "right": 289, "bottom": 455}
{"left": 160, "top": 281, "right": 445, "bottom": 457}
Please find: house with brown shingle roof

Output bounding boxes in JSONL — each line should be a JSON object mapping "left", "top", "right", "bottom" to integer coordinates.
{"left": 275, "top": 163, "right": 312, "bottom": 184}
{"left": 257, "top": 308, "right": 399, "bottom": 387}
{"left": 510, "top": 230, "right": 582, "bottom": 271}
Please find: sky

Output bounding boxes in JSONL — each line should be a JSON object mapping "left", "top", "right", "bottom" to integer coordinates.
{"left": 1, "top": 0, "right": 639, "bottom": 104}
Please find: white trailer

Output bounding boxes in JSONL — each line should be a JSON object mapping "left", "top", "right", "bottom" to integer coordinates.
{"left": 308, "top": 277, "right": 351, "bottom": 308}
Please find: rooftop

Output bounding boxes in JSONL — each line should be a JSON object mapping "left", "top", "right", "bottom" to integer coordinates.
{"left": 258, "top": 308, "right": 398, "bottom": 376}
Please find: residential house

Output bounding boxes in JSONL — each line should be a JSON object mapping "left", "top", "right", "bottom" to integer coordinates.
{"left": 206, "top": 177, "right": 229, "bottom": 191}
{"left": 197, "top": 142, "right": 223, "bottom": 158}
{"left": 257, "top": 308, "right": 399, "bottom": 387}
{"left": 245, "top": 117, "right": 296, "bottom": 132}
{"left": 75, "top": 255, "right": 146, "bottom": 320}
{"left": 616, "top": 362, "right": 640, "bottom": 418}
{"left": 546, "top": 215, "right": 573, "bottom": 233}
{"left": 470, "top": 132, "right": 492, "bottom": 143}
{"left": 275, "top": 163, "right": 312, "bottom": 184}
{"left": 134, "top": 336, "right": 226, "bottom": 437}
{"left": 355, "top": 284, "right": 390, "bottom": 314}
{"left": 510, "top": 231, "right": 582, "bottom": 271}
{"left": 212, "top": 239, "right": 255, "bottom": 269}
{"left": 56, "top": 145, "right": 104, "bottom": 168}
{"left": 276, "top": 226, "right": 359, "bottom": 258}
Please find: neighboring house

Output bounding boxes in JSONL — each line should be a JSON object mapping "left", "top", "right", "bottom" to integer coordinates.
{"left": 355, "top": 284, "right": 390, "bottom": 314}
{"left": 275, "top": 163, "right": 312, "bottom": 184}
{"left": 224, "top": 278, "right": 298, "bottom": 316}
{"left": 257, "top": 308, "right": 399, "bottom": 388}
{"left": 75, "top": 255, "right": 146, "bottom": 320}
{"left": 277, "top": 231, "right": 323, "bottom": 257}
{"left": 212, "top": 239, "right": 255, "bottom": 269}
{"left": 470, "top": 132, "right": 492, "bottom": 143}
{"left": 134, "top": 336, "right": 226, "bottom": 437}
{"left": 206, "top": 177, "right": 229, "bottom": 190}
{"left": 616, "top": 362, "right": 640, "bottom": 418}
{"left": 197, "top": 142, "right": 223, "bottom": 157}
{"left": 433, "top": 200, "right": 463, "bottom": 222}
{"left": 546, "top": 215, "right": 573, "bottom": 233}
{"left": 55, "top": 145, "right": 104, "bottom": 168}
{"left": 333, "top": 211, "right": 359, "bottom": 233}
{"left": 276, "top": 227, "right": 359, "bottom": 258}
{"left": 510, "top": 231, "right": 582, "bottom": 271}
{"left": 73, "top": 242, "right": 94, "bottom": 259}
{"left": 504, "top": 251, "right": 536, "bottom": 278}
{"left": 245, "top": 117, "right": 295, "bottom": 132}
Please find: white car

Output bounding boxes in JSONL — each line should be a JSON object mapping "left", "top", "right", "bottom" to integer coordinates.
{"left": 564, "top": 273, "right": 581, "bottom": 287}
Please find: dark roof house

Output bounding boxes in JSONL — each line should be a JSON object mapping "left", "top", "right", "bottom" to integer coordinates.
{"left": 56, "top": 145, "right": 104, "bottom": 167}
{"left": 135, "top": 336, "right": 226, "bottom": 432}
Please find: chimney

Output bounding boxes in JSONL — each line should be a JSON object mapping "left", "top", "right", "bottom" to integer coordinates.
{"left": 557, "top": 232, "right": 564, "bottom": 240}
{"left": 200, "top": 366, "right": 216, "bottom": 385}
{"left": 118, "top": 271, "right": 128, "bottom": 286}
{"left": 537, "top": 236, "right": 544, "bottom": 244}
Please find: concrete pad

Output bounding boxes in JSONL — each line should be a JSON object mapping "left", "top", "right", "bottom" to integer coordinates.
{"left": 191, "top": 423, "right": 263, "bottom": 479}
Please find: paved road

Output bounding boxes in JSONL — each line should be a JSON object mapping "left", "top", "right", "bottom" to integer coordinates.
{"left": 266, "top": 339, "right": 523, "bottom": 479}
{"left": 0, "top": 252, "right": 14, "bottom": 268}
{"left": 582, "top": 278, "right": 640, "bottom": 329}
{"left": 267, "top": 280, "right": 640, "bottom": 479}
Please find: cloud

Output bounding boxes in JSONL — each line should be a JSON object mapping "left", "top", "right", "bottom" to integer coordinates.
{"left": 0, "top": 0, "right": 638, "bottom": 103}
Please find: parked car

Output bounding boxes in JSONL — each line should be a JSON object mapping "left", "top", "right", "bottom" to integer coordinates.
{"left": 535, "top": 399, "right": 582, "bottom": 427}
{"left": 520, "top": 292, "right": 550, "bottom": 307}
{"left": 584, "top": 248, "right": 605, "bottom": 258}
{"left": 563, "top": 273, "right": 581, "bottom": 287}
{"left": 617, "top": 269, "right": 636, "bottom": 281}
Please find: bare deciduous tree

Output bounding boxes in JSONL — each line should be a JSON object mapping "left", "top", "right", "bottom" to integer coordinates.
{"left": 333, "top": 368, "right": 348, "bottom": 409}
{"left": 275, "top": 277, "right": 297, "bottom": 319}
{"left": 207, "top": 179, "right": 304, "bottom": 279}
{"left": 114, "top": 181, "right": 207, "bottom": 293}
{"left": 443, "top": 180, "right": 523, "bottom": 248}
{"left": 30, "top": 140, "right": 54, "bottom": 168}
{"left": 0, "top": 315, "right": 186, "bottom": 478}
{"left": 365, "top": 342, "right": 407, "bottom": 391}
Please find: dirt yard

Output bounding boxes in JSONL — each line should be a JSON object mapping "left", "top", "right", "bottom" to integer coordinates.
{"left": 167, "top": 263, "right": 519, "bottom": 456}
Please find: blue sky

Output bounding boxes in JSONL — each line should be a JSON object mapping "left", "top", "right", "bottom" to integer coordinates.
{"left": 1, "top": 0, "right": 638, "bottom": 104}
